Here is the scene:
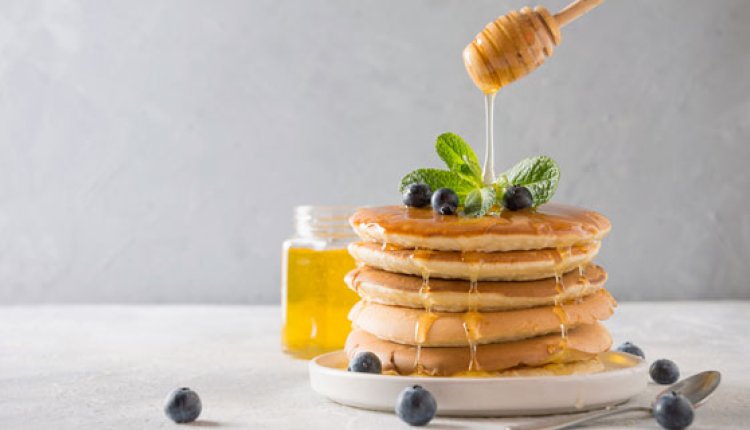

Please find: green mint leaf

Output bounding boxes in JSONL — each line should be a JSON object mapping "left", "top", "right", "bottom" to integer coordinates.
{"left": 463, "top": 186, "right": 496, "bottom": 217}
{"left": 498, "top": 156, "right": 560, "bottom": 206}
{"left": 492, "top": 173, "right": 510, "bottom": 207}
{"left": 399, "top": 168, "right": 476, "bottom": 203}
{"left": 435, "top": 132, "right": 482, "bottom": 185}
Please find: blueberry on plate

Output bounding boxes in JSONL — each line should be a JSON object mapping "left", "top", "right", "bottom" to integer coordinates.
{"left": 396, "top": 385, "right": 437, "bottom": 426}
{"left": 650, "top": 359, "right": 680, "bottom": 385}
{"left": 164, "top": 387, "right": 202, "bottom": 424}
{"left": 347, "top": 351, "right": 382, "bottom": 374}
{"left": 403, "top": 184, "right": 432, "bottom": 208}
{"left": 653, "top": 391, "right": 694, "bottom": 430}
{"left": 431, "top": 188, "right": 459, "bottom": 215}
{"left": 614, "top": 341, "right": 645, "bottom": 359}
{"left": 502, "top": 185, "right": 533, "bottom": 211}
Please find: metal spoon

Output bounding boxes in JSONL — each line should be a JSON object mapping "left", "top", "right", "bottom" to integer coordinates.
{"left": 505, "top": 370, "right": 721, "bottom": 430}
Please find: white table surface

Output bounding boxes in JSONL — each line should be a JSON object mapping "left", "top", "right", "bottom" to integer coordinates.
{"left": 1, "top": 303, "right": 748, "bottom": 429}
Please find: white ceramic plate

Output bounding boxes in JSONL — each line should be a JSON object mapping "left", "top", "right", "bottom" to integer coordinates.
{"left": 309, "top": 351, "right": 648, "bottom": 416}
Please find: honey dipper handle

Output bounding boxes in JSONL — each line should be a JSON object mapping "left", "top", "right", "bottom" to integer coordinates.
{"left": 554, "top": 0, "right": 604, "bottom": 27}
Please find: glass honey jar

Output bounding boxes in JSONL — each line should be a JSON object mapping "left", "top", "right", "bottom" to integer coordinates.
{"left": 281, "top": 206, "right": 359, "bottom": 359}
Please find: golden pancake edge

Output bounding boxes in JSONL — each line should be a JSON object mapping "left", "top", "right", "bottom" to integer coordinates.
{"left": 345, "top": 264, "right": 607, "bottom": 311}
{"left": 349, "top": 203, "right": 611, "bottom": 252}
{"left": 349, "top": 289, "right": 616, "bottom": 347}
{"left": 348, "top": 240, "right": 600, "bottom": 281}
{"left": 345, "top": 323, "right": 613, "bottom": 377}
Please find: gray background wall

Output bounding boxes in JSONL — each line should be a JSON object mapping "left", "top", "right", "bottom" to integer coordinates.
{"left": 0, "top": 0, "right": 748, "bottom": 303}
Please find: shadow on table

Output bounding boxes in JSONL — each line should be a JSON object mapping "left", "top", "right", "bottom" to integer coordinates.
{"left": 186, "top": 420, "right": 224, "bottom": 427}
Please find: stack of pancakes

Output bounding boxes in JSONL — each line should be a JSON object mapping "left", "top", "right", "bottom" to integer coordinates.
{"left": 343, "top": 203, "right": 616, "bottom": 377}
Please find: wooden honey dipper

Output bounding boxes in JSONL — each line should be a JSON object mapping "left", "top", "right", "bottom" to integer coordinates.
{"left": 463, "top": 0, "right": 604, "bottom": 94}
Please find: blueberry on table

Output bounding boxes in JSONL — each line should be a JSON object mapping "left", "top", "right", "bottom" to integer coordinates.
{"left": 396, "top": 385, "right": 437, "bottom": 426}
{"left": 614, "top": 341, "right": 645, "bottom": 359}
{"left": 653, "top": 391, "right": 694, "bottom": 430}
{"left": 650, "top": 359, "right": 680, "bottom": 385}
{"left": 403, "top": 184, "right": 433, "bottom": 208}
{"left": 502, "top": 185, "right": 533, "bottom": 211}
{"left": 347, "top": 351, "right": 382, "bottom": 374}
{"left": 431, "top": 188, "right": 459, "bottom": 215}
{"left": 164, "top": 387, "right": 202, "bottom": 424}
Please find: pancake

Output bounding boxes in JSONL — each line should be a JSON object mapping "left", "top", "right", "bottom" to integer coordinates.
{"left": 350, "top": 203, "right": 611, "bottom": 252}
{"left": 345, "top": 264, "right": 607, "bottom": 311}
{"left": 380, "top": 358, "right": 605, "bottom": 377}
{"left": 348, "top": 241, "right": 601, "bottom": 281}
{"left": 345, "top": 323, "right": 612, "bottom": 376}
{"left": 348, "top": 289, "right": 616, "bottom": 346}
{"left": 486, "top": 357, "right": 605, "bottom": 377}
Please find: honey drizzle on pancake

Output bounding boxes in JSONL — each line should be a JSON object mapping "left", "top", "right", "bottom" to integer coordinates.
{"left": 411, "top": 248, "right": 435, "bottom": 375}
{"left": 461, "top": 254, "right": 483, "bottom": 372}
{"left": 551, "top": 246, "right": 571, "bottom": 348}
{"left": 552, "top": 301, "right": 569, "bottom": 338}
{"left": 351, "top": 204, "right": 610, "bottom": 241}
{"left": 462, "top": 311, "right": 482, "bottom": 372}
{"left": 413, "top": 311, "right": 438, "bottom": 375}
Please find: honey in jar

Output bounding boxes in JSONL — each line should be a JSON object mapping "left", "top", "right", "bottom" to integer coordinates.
{"left": 281, "top": 206, "right": 359, "bottom": 359}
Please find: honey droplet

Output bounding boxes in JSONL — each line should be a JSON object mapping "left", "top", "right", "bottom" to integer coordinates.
{"left": 462, "top": 312, "right": 483, "bottom": 372}
{"left": 414, "top": 312, "right": 438, "bottom": 345}
{"left": 414, "top": 344, "right": 425, "bottom": 375}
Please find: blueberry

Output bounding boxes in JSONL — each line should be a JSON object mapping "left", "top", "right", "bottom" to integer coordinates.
{"left": 502, "top": 185, "right": 533, "bottom": 211}
{"left": 395, "top": 385, "right": 437, "bottom": 426}
{"left": 653, "top": 391, "right": 694, "bottom": 430}
{"left": 650, "top": 359, "right": 680, "bottom": 385}
{"left": 403, "top": 184, "right": 432, "bottom": 208}
{"left": 614, "top": 341, "right": 645, "bottom": 359}
{"left": 431, "top": 188, "right": 459, "bottom": 215}
{"left": 164, "top": 387, "right": 202, "bottom": 424}
{"left": 347, "top": 351, "right": 382, "bottom": 374}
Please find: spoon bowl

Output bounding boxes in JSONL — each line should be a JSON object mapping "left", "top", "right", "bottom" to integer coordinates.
{"left": 508, "top": 370, "right": 722, "bottom": 430}
{"left": 657, "top": 370, "right": 721, "bottom": 409}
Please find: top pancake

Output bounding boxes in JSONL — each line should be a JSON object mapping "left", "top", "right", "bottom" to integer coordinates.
{"left": 350, "top": 203, "right": 611, "bottom": 252}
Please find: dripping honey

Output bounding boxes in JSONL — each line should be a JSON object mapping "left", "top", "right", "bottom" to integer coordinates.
{"left": 413, "top": 252, "right": 434, "bottom": 375}
{"left": 462, "top": 311, "right": 483, "bottom": 372}
{"left": 350, "top": 204, "right": 610, "bottom": 238}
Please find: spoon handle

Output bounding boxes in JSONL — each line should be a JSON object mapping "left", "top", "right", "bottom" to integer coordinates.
{"left": 554, "top": 0, "right": 604, "bottom": 27}
{"left": 505, "top": 405, "right": 651, "bottom": 430}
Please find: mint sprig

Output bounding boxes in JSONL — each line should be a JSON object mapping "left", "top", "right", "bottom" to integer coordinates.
{"left": 400, "top": 133, "right": 560, "bottom": 216}
{"left": 495, "top": 156, "right": 560, "bottom": 206}
{"left": 435, "top": 132, "right": 483, "bottom": 184}
{"left": 464, "top": 186, "right": 496, "bottom": 217}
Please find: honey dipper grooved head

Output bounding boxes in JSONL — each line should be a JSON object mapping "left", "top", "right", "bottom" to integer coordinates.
{"left": 463, "top": 6, "right": 561, "bottom": 94}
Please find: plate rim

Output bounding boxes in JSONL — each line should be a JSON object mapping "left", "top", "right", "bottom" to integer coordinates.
{"left": 309, "top": 350, "right": 649, "bottom": 416}
{"left": 310, "top": 349, "right": 648, "bottom": 382}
